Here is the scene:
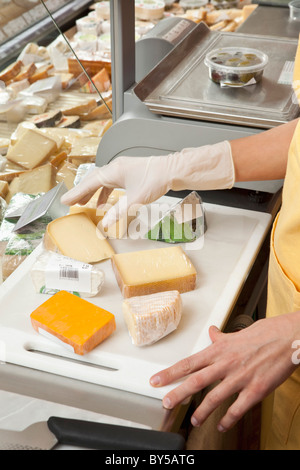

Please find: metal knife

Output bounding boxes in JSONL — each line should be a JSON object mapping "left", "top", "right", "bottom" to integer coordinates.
{"left": 0, "top": 416, "right": 185, "bottom": 450}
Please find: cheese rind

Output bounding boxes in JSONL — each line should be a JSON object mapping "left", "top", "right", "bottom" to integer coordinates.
{"left": 112, "top": 246, "right": 197, "bottom": 298}
{"left": 44, "top": 213, "right": 115, "bottom": 263}
{"left": 63, "top": 99, "right": 98, "bottom": 116}
{"left": 30, "top": 290, "right": 116, "bottom": 355}
{"left": 122, "top": 290, "right": 182, "bottom": 346}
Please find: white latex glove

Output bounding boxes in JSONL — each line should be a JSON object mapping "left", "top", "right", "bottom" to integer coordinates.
{"left": 61, "top": 141, "right": 235, "bottom": 227}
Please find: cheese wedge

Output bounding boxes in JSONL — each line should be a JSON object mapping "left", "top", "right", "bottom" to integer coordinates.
{"left": 69, "top": 188, "right": 134, "bottom": 239}
{"left": 67, "top": 136, "right": 101, "bottom": 162}
{"left": 44, "top": 213, "right": 115, "bottom": 263}
{"left": 0, "top": 60, "right": 23, "bottom": 83}
{"left": 122, "top": 290, "right": 182, "bottom": 346}
{"left": 6, "top": 128, "right": 57, "bottom": 169}
{"left": 13, "top": 63, "right": 37, "bottom": 82}
{"left": 56, "top": 161, "right": 77, "bottom": 190}
{"left": 5, "top": 163, "right": 55, "bottom": 203}
{"left": 49, "top": 151, "right": 68, "bottom": 170}
{"left": 30, "top": 290, "right": 116, "bottom": 355}
{"left": 112, "top": 246, "right": 197, "bottom": 298}
{"left": 0, "top": 168, "right": 27, "bottom": 183}
{"left": 62, "top": 99, "right": 98, "bottom": 116}
{"left": 81, "top": 68, "right": 111, "bottom": 94}
{"left": 79, "top": 99, "right": 112, "bottom": 121}
{"left": 29, "top": 64, "right": 54, "bottom": 84}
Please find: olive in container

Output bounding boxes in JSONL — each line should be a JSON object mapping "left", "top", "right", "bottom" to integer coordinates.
{"left": 204, "top": 47, "right": 268, "bottom": 87}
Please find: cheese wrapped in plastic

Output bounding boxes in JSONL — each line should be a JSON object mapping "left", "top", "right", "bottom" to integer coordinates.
{"left": 112, "top": 245, "right": 197, "bottom": 298}
{"left": 30, "top": 290, "right": 116, "bottom": 355}
{"left": 1, "top": 215, "right": 51, "bottom": 280}
{"left": 122, "top": 290, "right": 182, "bottom": 346}
{"left": 30, "top": 250, "right": 105, "bottom": 298}
{"left": 146, "top": 191, "right": 206, "bottom": 244}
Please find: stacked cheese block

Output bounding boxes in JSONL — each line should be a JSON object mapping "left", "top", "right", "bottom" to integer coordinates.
{"left": 180, "top": 3, "right": 258, "bottom": 32}
{"left": 0, "top": 36, "right": 113, "bottom": 284}
{"left": 0, "top": 98, "right": 114, "bottom": 283}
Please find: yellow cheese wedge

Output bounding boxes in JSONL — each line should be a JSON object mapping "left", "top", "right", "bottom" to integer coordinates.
{"left": 0, "top": 168, "right": 27, "bottom": 183}
{"left": 63, "top": 99, "right": 98, "bottom": 116}
{"left": 0, "top": 60, "right": 23, "bottom": 84}
{"left": 67, "top": 136, "right": 101, "bottom": 163}
{"left": 13, "top": 63, "right": 37, "bottom": 82}
{"left": 79, "top": 99, "right": 112, "bottom": 121}
{"left": 56, "top": 161, "right": 77, "bottom": 190}
{"left": 69, "top": 188, "right": 134, "bottom": 239}
{"left": 49, "top": 151, "right": 68, "bottom": 170}
{"left": 112, "top": 246, "right": 197, "bottom": 298}
{"left": 29, "top": 64, "right": 54, "bottom": 84}
{"left": 6, "top": 128, "right": 57, "bottom": 169}
{"left": 242, "top": 4, "right": 258, "bottom": 21}
{"left": 44, "top": 213, "right": 115, "bottom": 263}
{"left": 5, "top": 163, "right": 55, "bottom": 203}
{"left": 30, "top": 290, "right": 116, "bottom": 355}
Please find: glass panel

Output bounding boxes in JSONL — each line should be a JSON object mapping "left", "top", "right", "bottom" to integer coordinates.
{"left": 0, "top": 1, "right": 115, "bottom": 283}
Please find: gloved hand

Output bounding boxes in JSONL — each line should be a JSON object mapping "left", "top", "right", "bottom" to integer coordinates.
{"left": 61, "top": 141, "right": 235, "bottom": 227}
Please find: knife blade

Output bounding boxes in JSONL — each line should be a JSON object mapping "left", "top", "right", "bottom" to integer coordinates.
{"left": 0, "top": 417, "right": 185, "bottom": 450}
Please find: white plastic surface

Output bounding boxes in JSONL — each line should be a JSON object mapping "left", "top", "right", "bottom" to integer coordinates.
{"left": 0, "top": 197, "right": 272, "bottom": 399}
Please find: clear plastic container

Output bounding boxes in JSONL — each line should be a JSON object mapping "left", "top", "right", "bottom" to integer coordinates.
{"left": 204, "top": 47, "right": 268, "bottom": 87}
{"left": 289, "top": 0, "right": 300, "bottom": 20}
{"left": 211, "top": 0, "right": 238, "bottom": 9}
{"left": 179, "top": 0, "right": 207, "bottom": 8}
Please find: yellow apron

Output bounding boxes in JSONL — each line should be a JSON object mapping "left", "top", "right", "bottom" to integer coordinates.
{"left": 261, "top": 119, "right": 300, "bottom": 450}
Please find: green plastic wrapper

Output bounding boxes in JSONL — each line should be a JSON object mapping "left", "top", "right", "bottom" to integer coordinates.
{"left": 0, "top": 193, "right": 50, "bottom": 280}
{"left": 145, "top": 191, "right": 207, "bottom": 244}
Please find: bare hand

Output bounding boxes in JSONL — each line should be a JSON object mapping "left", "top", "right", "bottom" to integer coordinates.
{"left": 150, "top": 313, "right": 300, "bottom": 432}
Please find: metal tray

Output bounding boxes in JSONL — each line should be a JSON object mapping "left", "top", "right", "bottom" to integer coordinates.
{"left": 134, "top": 22, "right": 299, "bottom": 128}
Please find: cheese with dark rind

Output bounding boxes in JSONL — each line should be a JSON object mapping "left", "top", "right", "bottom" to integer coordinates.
{"left": 30, "top": 110, "right": 63, "bottom": 128}
{"left": 57, "top": 115, "right": 81, "bottom": 129}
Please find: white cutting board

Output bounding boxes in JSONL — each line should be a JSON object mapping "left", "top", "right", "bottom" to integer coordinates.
{"left": 0, "top": 197, "right": 272, "bottom": 399}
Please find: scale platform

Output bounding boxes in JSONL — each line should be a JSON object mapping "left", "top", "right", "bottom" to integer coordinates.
{"left": 134, "top": 22, "right": 299, "bottom": 128}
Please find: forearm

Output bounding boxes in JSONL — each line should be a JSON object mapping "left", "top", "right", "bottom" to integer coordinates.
{"left": 231, "top": 118, "right": 299, "bottom": 182}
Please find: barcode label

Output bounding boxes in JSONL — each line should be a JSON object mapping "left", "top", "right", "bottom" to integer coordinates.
{"left": 45, "top": 253, "right": 92, "bottom": 293}
{"left": 59, "top": 267, "right": 79, "bottom": 281}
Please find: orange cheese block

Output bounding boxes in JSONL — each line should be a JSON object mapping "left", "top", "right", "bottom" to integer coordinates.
{"left": 30, "top": 290, "right": 116, "bottom": 355}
